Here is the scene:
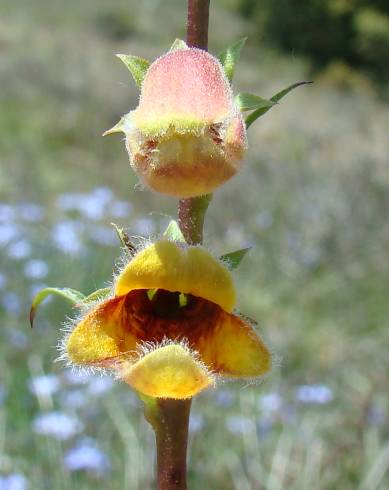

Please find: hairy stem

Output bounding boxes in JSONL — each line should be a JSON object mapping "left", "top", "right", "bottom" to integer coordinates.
{"left": 143, "top": 396, "right": 192, "bottom": 490}
{"left": 179, "top": 0, "right": 212, "bottom": 246}
{"left": 156, "top": 399, "right": 192, "bottom": 490}
{"left": 146, "top": 3, "right": 211, "bottom": 490}
{"left": 186, "top": 0, "right": 210, "bottom": 49}
{"left": 178, "top": 194, "right": 212, "bottom": 245}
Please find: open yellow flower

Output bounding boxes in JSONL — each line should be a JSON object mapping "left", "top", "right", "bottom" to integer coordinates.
{"left": 65, "top": 240, "right": 271, "bottom": 399}
{"left": 106, "top": 46, "right": 247, "bottom": 198}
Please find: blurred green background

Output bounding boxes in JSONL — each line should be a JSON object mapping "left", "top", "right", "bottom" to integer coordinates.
{"left": 1, "top": 0, "right": 388, "bottom": 489}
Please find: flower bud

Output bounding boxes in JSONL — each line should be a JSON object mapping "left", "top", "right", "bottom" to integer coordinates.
{"left": 111, "top": 47, "right": 247, "bottom": 198}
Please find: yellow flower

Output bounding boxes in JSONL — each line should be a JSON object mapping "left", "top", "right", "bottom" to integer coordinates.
{"left": 65, "top": 240, "right": 271, "bottom": 399}
{"left": 106, "top": 46, "right": 247, "bottom": 198}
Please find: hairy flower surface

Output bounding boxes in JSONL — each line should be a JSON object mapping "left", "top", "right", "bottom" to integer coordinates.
{"left": 65, "top": 240, "right": 270, "bottom": 399}
{"left": 108, "top": 47, "right": 247, "bottom": 198}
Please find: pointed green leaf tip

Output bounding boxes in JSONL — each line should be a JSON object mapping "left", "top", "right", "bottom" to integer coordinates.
{"left": 169, "top": 38, "right": 188, "bottom": 51}
{"left": 163, "top": 220, "right": 186, "bottom": 243}
{"left": 116, "top": 54, "right": 150, "bottom": 89}
{"left": 220, "top": 247, "right": 251, "bottom": 270}
{"left": 245, "top": 81, "right": 313, "bottom": 129}
{"left": 103, "top": 116, "right": 126, "bottom": 136}
{"left": 235, "top": 93, "right": 275, "bottom": 112}
{"left": 218, "top": 37, "right": 247, "bottom": 82}
{"left": 111, "top": 222, "right": 137, "bottom": 255}
{"left": 30, "top": 287, "right": 85, "bottom": 328}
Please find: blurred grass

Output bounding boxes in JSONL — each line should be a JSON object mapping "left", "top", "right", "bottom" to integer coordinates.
{"left": 0, "top": 0, "right": 389, "bottom": 489}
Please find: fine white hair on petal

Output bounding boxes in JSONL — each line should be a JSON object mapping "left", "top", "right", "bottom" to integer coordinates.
{"left": 117, "top": 336, "right": 219, "bottom": 388}
{"left": 137, "top": 48, "right": 236, "bottom": 123}
{"left": 112, "top": 234, "right": 151, "bottom": 279}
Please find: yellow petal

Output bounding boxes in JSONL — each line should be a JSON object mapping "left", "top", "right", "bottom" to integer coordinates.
{"left": 121, "top": 343, "right": 214, "bottom": 399}
{"left": 127, "top": 131, "right": 239, "bottom": 198}
{"left": 66, "top": 296, "right": 138, "bottom": 365}
{"left": 115, "top": 240, "right": 236, "bottom": 312}
{"left": 196, "top": 311, "right": 271, "bottom": 377}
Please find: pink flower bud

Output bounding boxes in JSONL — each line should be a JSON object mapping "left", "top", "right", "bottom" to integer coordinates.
{"left": 113, "top": 47, "right": 247, "bottom": 198}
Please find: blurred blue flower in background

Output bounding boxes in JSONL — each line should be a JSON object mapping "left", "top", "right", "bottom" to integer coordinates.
{"left": 17, "top": 203, "right": 44, "bottom": 223}
{"left": 29, "top": 374, "right": 60, "bottom": 398}
{"left": 86, "top": 376, "right": 114, "bottom": 397}
{"left": 108, "top": 200, "right": 132, "bottom": 219}
{"left": 33, "top": 412, "right": 84, "bottom": 440}
{"left": 189, "top": 413, "right": 204, "bottom": 433}
{"left": 132, "top": 217, "right": 156, "bottom": 236}
{"left": 295, "top": 384, "right": 333, "bottom": 405}
{"left": 0, "top": 473, "right": 28, "bottom": 490}
{"left": 0, "top": 204, "right": 15, "bottom": 223}
{"left": 7, "top": 240, "right": 32, "bottom": 260}
{"left": 0, "top": 224, "right": 20, "bottom": 246}
{"left": 23, "top": 260, "right": 48, "bottom": 280}
{"left": 88, "top": 225, "right": 117, "bottom": 246}
{"left": 60, "top": 390, "right": 87, "bottom": 410}
{"left": 214, "top": 389, "right": 235, "bottom": 408}
{"left": 56, "top": 187, "right": 113, "bottom": 221}
{"left": 63, "top": 369, "right": 91, "bottom": 386}
{"left": 51, "top": 221, "right": 83, "bottom": 255}
{"left": 258, "top": 392, "right": 283, "bottom": 412}
{"left": 64, "top": 438, "right": 110, "bottom": 475}
{"left": 2, "top": 293, "right": 21, "bottom": 316}
{"left": 226, "top": 415, "right": 256, "bottom": 435}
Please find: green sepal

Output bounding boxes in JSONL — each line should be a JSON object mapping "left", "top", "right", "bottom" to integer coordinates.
{"left": 270, "top": 80, "right": 313, "bottom": 103}
{"left": 82, "top": 287, "right": 112, "bottom": 304}
{"left": 103, "top": 116, "right": 126, "bottom": 137}
{"left": 169, "top": 38, "right": 188, "bottom": 51}
{"left": 30, "top": 287, "right": 85, "bottom": 328}
{"left": 220, "top": 247, "right": 251, "bottom": 270}
{"left": 163, "top": 220, "right": 186, "bottom": 243}
{"left": 235, "top": 93, "right": 275, "bottom": 112}
{"left": 111, "top": 223, "right": 136, "bottom": 255}
{"left": 116, "top": 54, "right": 150, "bottom": 88}
{"left": 245, "top": 81, "right": 313, "bottom": 129}
{"left": 139, "top": 392, "right": 159, "bottom": 427}
{"left": 217, "top": 37, "right": 247, "bottom": 82}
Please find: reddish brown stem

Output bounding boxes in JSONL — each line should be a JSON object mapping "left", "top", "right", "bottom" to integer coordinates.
{"left": 179, "top": 1, "right": 212, "bottom": 245}
{"left": 178, "top": 194, "right": 212, "bottom": 245}
{"left": 147, "top": 3, "right": 211, "bottom": 490}
{"left": 186, "top": 0, "right": 210, "bottom": 50}
{"left": 153, "top": 399, "right": 192, "bottom": 490}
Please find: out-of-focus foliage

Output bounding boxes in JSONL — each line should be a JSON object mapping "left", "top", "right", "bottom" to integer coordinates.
{"left": 236, "top": 0, "right": 389, "bottom": 87}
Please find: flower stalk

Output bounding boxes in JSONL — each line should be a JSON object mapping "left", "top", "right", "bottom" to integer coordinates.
{"left": 144, "top": 397, "right": 192, "bottom": 490}
{"left": 146, "top": 3, "right": 211, "bottom": 488}
{"left": 178, "top": 193, "right": 212, "bottom": 245}
{"left": 186, "top": 0, "right": 210, "bottom": 49}
{"left": 178, "top": 0, "right": 212, "bottom": 245}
